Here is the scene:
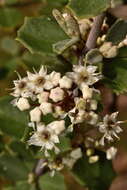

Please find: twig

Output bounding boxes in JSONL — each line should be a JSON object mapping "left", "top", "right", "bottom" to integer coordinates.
{"left": 86, "top": 12, "right": 106, "bottom": 50}
{"left": 79, "top": 12, "right": 106, "bottom": 65}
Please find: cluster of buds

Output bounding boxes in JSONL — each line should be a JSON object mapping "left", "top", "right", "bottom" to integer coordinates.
{"left": 11, "top": 61, "right": 124, "bottom": 173}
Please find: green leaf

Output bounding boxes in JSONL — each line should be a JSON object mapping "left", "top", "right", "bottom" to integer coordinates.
{"left": 57, "top": 136, "right": 71, "bottom": 152}
{"left": 39, "top": 173, "right": 67, "bottom": 190}
{"left": 0, "top": 154, "right": 29, "bottom": 181}
{"left": 3, "top": 181, "right": 35, "bottom": 190}
{"left": 17, "top": 16, "right": 68, "bottom": 54}
{"left": 22, "top": 52, "right": 72, "bottom": 74}
{"left": 40, "top": 0, "right": 68, "bottom": 16}
{"left": 106, "top": 20, "right": 127, "bottom": 44}
{"left": 53, "top": 37, "right": 79, "bottom": 54}
{"left": 0, "top": 8, "right": 23, "bottom": 28}
{"left": 0, "top": 96, "right": 28, "bottom": 138}
{"left": 72, "top": 154, "right": 115, "bottom": 190}
{"left": 103, "top": 58, "right": 127, "bottom": 94}
{"left": 10, "top": 141, "right": 34, "bottom": 161}
{"left": 1, "top": 37, "right": 20, "bottom": 56}
{"left": 67, "top": 0, "right": 110, "bottom": 18}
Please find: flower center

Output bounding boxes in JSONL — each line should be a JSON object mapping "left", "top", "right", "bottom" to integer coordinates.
{"left": 41, "top": 130, "right": 51, "bottom": 141}
{"left": 36, "top": 77, "right": 45, "bottom": 86}
{"left": 18, "top": 81, "right": 26, "bottom": 89}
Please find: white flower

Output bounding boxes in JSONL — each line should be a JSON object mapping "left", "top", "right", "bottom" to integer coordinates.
{"left": 44, "top": 71, "right": 61, "bottom": 90}
{"left": 69, "top": 107, "right": 86, "bottom": 124}
{"left": 48, "top": 120, "right": 65, "bottom": 135}
{"left": 98, "top": 112, "right": 123, "bottom": 146}
{"left": 28, "top": 123, "right": 59, "bottom": 155}
{"left": 80, "top": 84, "right": 93, "bottom": 99}
{"left": 67, "top": 65, "right": 101, "bottom": 86}
{"left": 49, "top": 87, "right": 64, "bottom": 102}
{"left": 30, "top": 107, "right": 42, "bottom": 123}
{"left": 11, "top": 76, "right": 30, "bottom": 98}
{"left": 16, "top": 97, "right": 30, "bottom": 111}
{"left": 27, "top": 66, "right": 47, "bottom": 93}
{"left": 59, "top": 76, "right": 73, "bottom": 89}
{"left": 106, "top": 146, "right": 117, "bottom": 160}
{"left": 37, "top": 91, "right": 49, "bottom": 103}
{"left": 40, "top": 102, "right": 52, "bottom": 115}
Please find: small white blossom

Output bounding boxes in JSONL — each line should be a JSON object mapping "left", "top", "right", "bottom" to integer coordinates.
{"left": 49, "top": 87, "right": 64, "bottom": 102}
{"left": 16, "top": 97, "right": 30, "bottom": 111}
{"left": 11, "top": 76, "right": 30, "bottom": 98}
{"left": 106, "top": 146, "right": 117, "bottom": 160}
{"left": 28, "top": 123, "right": 59, "bottom": 155}
{"left": 48, "top": 120, "right": 65, "bottom": 135}
{"left": 40, "top": 102, "right": 52, "bottom": 115}
{"left": 37, "top": 91, "right": 49, "bottom": 103}
{"left": 30, "top": 107, "right": 42, "bottom": 123}
{"left": 67, "top": 65, "right": 101, "bottom": 86}
{"left": 27, "top": 66, "right": 47, "bottom": 93}
{"left": 80, "top": 84, "right": 93, "bottom": 99}
{"left": 69, "top": 107, "right": 86, "bottom": 124}
{"left": 44, "top": 71, "right": 61, "bottom": 90}
{"left": 98, "top": 112, "right": 123, "bottom": 146}
{"left": 59, "top": 76, "right": 73, "bottom": 89}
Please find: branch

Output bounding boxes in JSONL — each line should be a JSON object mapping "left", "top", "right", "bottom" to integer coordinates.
{"left": 86, "top": 12, "right": 106, "bottom": 50}
{"left": 79, "top": 12, "right": 106, "bottom": 65}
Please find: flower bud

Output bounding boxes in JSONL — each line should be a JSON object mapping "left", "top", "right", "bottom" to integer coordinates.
{"left": 40, "top": 102, "right": 52, "bottom": 115}
{"left": 49, "top": 87, "right": 64, "bottom": 102}
{"left": 37, "top": 91, "right": 49, "bottom": 103}
{"left": 59, "top": 76, "right": 73, "bottom": 89}
{"left": 80, "top": 84, "right": 93, "bottom": 99}
{"left": 30, "top": 107, "right": 41, "bottom": 122}
{"left": 89, "top": 155, "right": 99, "bottom": 164}
{"left": 48, "top": 120, "right": 65, "bottom": 135}
{"left": 17, "top": 97, "right": 30, "bottom": 111}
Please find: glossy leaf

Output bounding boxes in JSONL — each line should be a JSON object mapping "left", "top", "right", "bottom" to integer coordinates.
{"left": 39, "top": 173, "right": 67, "bottom": 190}
{"left": 72, "top": 154, "right": 115, "bottom": 190}
{"left": 67, "top": 0, "right": 110, "bottom": 18}
{"left": 103, "top": 58, "right": 127, "bottom": 94}
{"left": 106, "top": 20, "right": 127, "bottom": 44}
{"left": 17, "top": 16, "right": 68, "bottom": 54}
{"left": 0, "top": 96, "right": 28, "bottom": 138}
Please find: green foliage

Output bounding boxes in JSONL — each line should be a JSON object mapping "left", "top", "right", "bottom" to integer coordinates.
{"left": 39, "top": 173, "right": 67, "bottom": 190}
{"left": 0, "top": 96, "right": 28, "bottom": 138}
{"left": 106, "top": 20, "right": 127, "bottom": 44}
{"left": 72, "top": 154, "right": 116, "bottom": 190}
{"left": 0, "top": 154, "right": 29, "bottom": 181}
{"left": 17, "top": 16, "right": 68, "bottom": 54}
{"left": 103, "top": 58, "right": 127, "bottom": 94}
{"left": 41, "top": 0, "right": 68, "bottom": 16}
{"left": 1, "top": 37, "right": 20, "bottom": 56}
{"left": 3, "top": 181, "right": 35, "bottom": 190}
{"left": 67, "top": 0, "right": 110, "bottom": 18}
{"left": 0, "top": 8, "right": 23, "bottom": 28}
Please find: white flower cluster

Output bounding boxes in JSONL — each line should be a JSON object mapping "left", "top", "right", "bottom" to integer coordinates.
{"left": 11, "top": 63, "right": 123, "bottom": 170}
